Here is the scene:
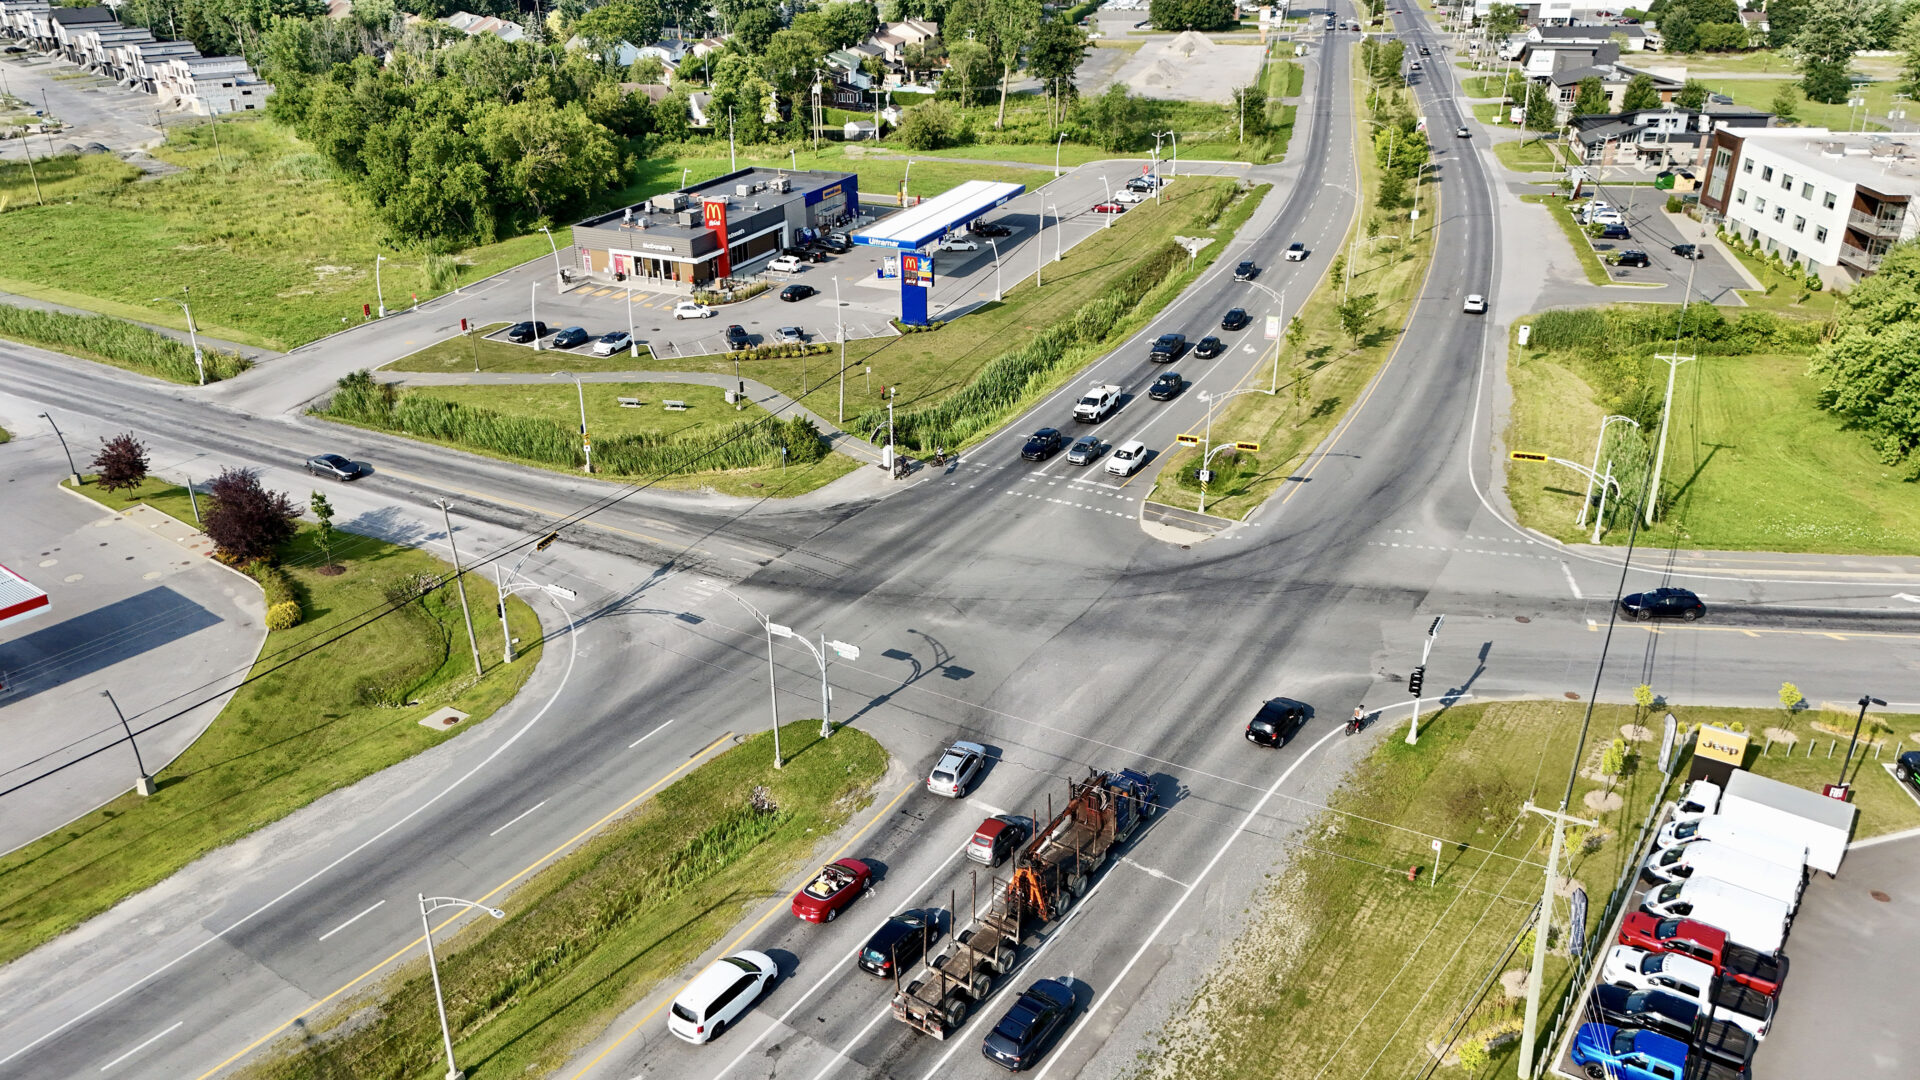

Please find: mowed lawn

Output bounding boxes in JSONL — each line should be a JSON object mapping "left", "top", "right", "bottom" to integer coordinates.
{"left": 387, "top": 324, "right": 659, "bottom": 374}
{"left": 1505, "top": 344, "right": 1920, "bottom": 554}
{"left": 1695, "top": 75, "right": 1901, "bottom": 130}
{"left": 407, "top": 382, "right": 766, "bottom": 442}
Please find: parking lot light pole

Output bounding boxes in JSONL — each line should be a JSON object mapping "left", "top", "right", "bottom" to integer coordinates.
{"left": 988, "top": 239, "right": 1003, "bottom": 301}
{"left": 375, "top": 254, "right": 387, "bottom": 317}
{"left": 418, "top": 894, "right": 504, "bottom": 1080}
{"left": 705, "top": 581, "right": 784, "bottom": 767}
{"left": 539, "top": 225, "right": 564, "bottom": 290}
{"left": 1578, "top": 415, "right": 1638, "bottom": 528}
{"left": 1839, "top": 694, "right": 1886, "bottom": 786}
{"left": 101, "top": 690, "right": 155, "bottom": 796}
{"left": 529, "top": 281, "right": 540, "bottom": 351}
{"left": 626, "top": 281, "right": 638, "bottom": 357}
{"left": 1055, "top": 132, "right": 1065, "bottom": 178}
{"left": 550, "top": 372, "right": 591, "bottom": 474}
{"left": 37, "top": 412, "right": 80, "bottom": 486}
{"left": 1049, "top": 202, "right": 1062, "bottom": 261}
{"left": 1100, "top": 177, "right": 1112, "bottom": 228}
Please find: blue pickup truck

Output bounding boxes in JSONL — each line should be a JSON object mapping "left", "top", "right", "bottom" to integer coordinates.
{"left": 1572, "top": 1024, "right": 1746, "bottom": 1080}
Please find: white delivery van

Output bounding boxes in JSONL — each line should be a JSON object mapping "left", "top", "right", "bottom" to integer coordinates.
{"left": 1640, "top": 876, "right": 1790, "bottom": 955}
{"left": 1642, "top": 841, "right": 1805, "bottom": 911}
{"left": 1717, "top": 770, "right": 1856, "bottom": 875}
{"left": 1654, "top": 814, "right": 1809, "bottom": 870}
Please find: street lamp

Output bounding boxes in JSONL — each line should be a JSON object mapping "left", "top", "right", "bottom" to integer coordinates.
{"left": 988, "top": 237, "right": 1003, "bottom": 301}
{"left": 539, "top": 225, "right": 564, "bottom": 291}
{"left": 418, "top": 894, "right": 505, "bottom": 1080}
{"left": 681, "top": 166, "right": 691, "bottom": 190}
{"left": 492, "top": 539, "right": 577, "bottom": 664}
{"left": 1838, "top": 694, "right": 1887, "bottom": 786}
{"left": 375, "top": 253, "right": 387, "bottom": 318}
{"left": 550, "top": 372, "right": 591, "bottom": 474}
{"left": 173, "top": 287, "right": 206, "bottom": 385}
{"left": 101, "top": 690, "right": 155, "bottom": 795}
{"left": 1239, "top": 278, "right": 1288, "bottom": 392}
{"left": 705, "top": 581, "right": 786, "bottom": 768}
{"left": 1194, "top": 387, "right": 1270, "bottom": 514}
{"left": 764, "top": 627, "right": 855, "bottom": 739}
{"left": 626, "top": 277, "right": 638, "bottom": 357}
{"left": 1647, "top": 256, "right": 1700, "bottom": 524}
{"left": 1345, "top": 232, "right": 1399, "bottom": 300}
{"left": 902, "top": 157, "right": 914, "bottom": 205}
{"left": 834, "top": 276, "right": 846, "bottom": 423}
{"left": 529, "top": 281, "right": 541, "bottom": 352}
{"left": 1048, "top": 201, "right": 1062, "bottom": 261}
{"left": 1055, "top": 132, "right": 1066, "bottom": 178}
{"left": 1578, "top": 415, "right": 1638, "bottom": 528}
{"left": 1100, "top": 176, "right": 1112, "bottom": 228}
{"left": 37, "top": 411, "right": 80, "bottom": 486}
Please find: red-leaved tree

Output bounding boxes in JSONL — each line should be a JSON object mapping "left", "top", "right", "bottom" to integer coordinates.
{"left": 91, "top": 433, "right": 150, "bottom": 493}
{"left": 204, "top": 467, "right": 299, "bottom": 564}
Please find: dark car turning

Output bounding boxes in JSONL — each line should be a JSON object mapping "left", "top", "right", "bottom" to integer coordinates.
{"left": 858, "top": 910, "right": 936, "bottom": 977}
{"left": 1193, "top": 335, "right": 1225, "bottom": 359}
{"left": 1148, "top": 372, "right": 1184, "bottom": 400}
{"left": 1022, "top": 428, "right": 1065, "bottom": 461}
{"left": 304, "top": 453, "right": 363, "bottom": 481}
{"left": 981, "top": 979, "right": 1074, "bottom": 1071}
{"left": 1619, "top": 587, "right": 1704, "bottom": 621}
{"left": 781, "top": 283, "right": 817, "bottom": 301}
{"left": 550, "top": 326, "right": 590, "bottom": 349}
{"left": 1221, "top": 307, "right": 1250, "bottom": 331}
{"left": 1233, "top": 261, "right": 1257, "bottom": 281}
{"left": 504, "top": 321, "right": 549, "bottom": 343}
{"left": 1246, "top": 698, "right": 1307, "bottom": 747}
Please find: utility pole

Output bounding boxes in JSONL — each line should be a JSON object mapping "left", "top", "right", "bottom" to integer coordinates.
{"left": 1406, "top": 615, "right": 1442, "bottom": 744}
{"left": 835, "top": 276, "right": 846, "bottom": 423}
{"left": 1517, "top": 800, "right": 1597, "bottom": 1077}
{"left": 435, "top": 500, "right": 485, "bottom": 679}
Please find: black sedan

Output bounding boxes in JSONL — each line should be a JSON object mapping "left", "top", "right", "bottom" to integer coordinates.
{"left": 781, "top": 283, "right": 817, "bottom": 302}
{"left": 504, "top": 321, "right": 549, "bottom": 343}
{"left": 1246, "top": 698, "right": 1308, "bottom": 747}
{"left": 725, "top": 324, "right": 753, "bottom": 351}
{"left": 1221, "top": 307, "right": 1250, "bottom": 331}
{"left": 1066, "top": 435, "right": 1103, "bottom": 465}
{"left": 550, "top": 326, "right": 590, "bottom": 349}
{"left": 304, "top": 453, "right": 364, "bottom": 481}
{"left": 858, "top": 909, "right": 936, "bottom": 978}
{"left": 1619, "top": 587, "right": 1705, "bottom": 621}
{"left": 1898, "top": 750, "right": 1920, "bottom": 791}
{"left": 981, "top": 978, "right": 1074, "bottom": 1071}
{"left": 1148, "top": 371, "right": 1184, "bottom": 400}
{"left": 1194, "top": 335, "right": 1226, "bottom": 359}
{"left": 1233, "top": 261, "right": 1257, "bottom": 281}
{"left": 1021, "top": 428, "right": 1065, "bottom": 461}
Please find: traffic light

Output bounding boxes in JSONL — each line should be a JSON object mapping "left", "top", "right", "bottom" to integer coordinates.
{"left": 535, "top": 531, "right": 561, "bottom": 551}
{"left": 1408, "top": 666, "right": 1426, "bottom": 698}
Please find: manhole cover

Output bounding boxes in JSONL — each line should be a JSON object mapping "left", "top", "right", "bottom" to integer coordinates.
{"left": 1515, "top": 615, "right": 1531, "bottom": 623}
{"left": 1871, "top": 890, "right": 1891, "bottom": 902}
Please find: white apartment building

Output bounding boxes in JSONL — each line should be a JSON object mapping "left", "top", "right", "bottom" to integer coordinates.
{"left": 1700, "top": 127, "right": 1920, "bottom": 287}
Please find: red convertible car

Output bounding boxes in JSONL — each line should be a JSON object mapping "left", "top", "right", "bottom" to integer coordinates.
{"left": 1092, "top": 202, "right": 1128, "bottom": 214}
{"left": 792, "top": 858, "right": 873, "bottom": 923}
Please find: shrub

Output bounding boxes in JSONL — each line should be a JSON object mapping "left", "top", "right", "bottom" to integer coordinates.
{"left": 1458, "top": 1037, "right": 1491, "bottom": 1072}
{"left": 205, "top": 468, "right": 299, "bottom": 564}
{"left": 424, "top": 253, "right": 462, "bottom": 292}
{"left": 249, "top": 560, "right": 300, "bottom": 609}
{"left": 1806, "top": 273, "right": 1824, "bottom": 291}
{"left": 1665, "top": 195, "right": 1683, "bottom": 214}
{"left": 0, "top": 307, "right": 250, "bottom": 384}
{"left": 266, "top": 601, "right": 303, "bottom": 630}
{"left": 91, "top": 432, "right": 150, "bottom": 493}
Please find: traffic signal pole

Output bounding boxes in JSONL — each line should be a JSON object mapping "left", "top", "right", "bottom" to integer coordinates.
{"left": 1406, "top": 615, "right": 1443, "bottom": 745}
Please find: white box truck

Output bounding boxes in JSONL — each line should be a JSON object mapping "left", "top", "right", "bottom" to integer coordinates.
{"left": 1654, "top": 814, "right": 1810, "bottom": 870}
{"left": 1718, "top": 769, "right": 1856, "bottom": 875}
{"left": 1642, "top": 841, "right": 1806, "bottom": 911}
{"left": 1640, "top": 876, "right": 1791, "bottom": 955}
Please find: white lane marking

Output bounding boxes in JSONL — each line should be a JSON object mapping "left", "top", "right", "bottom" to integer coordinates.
{"left": 1895, "top": 593, "right": 1920, "bottom": 603}
{"left": 315, "top": 900, "right": 386, "bottom": 943}
{"left": 1121, "top": 856, "right": 1191, "bottom": 889}
{"left": 0, "top": 589, "right": 581, "bottom": 1069}
{"left": 1030, "top": 720, "right": 1349, "bottom": 1080}
{"left": 629, "top": 718, "right": 676, "bottom": 748}
{"left": 973, "top": 801, "right": 1009, "bottom": 817}
{"left": 1561, "top": 562, "right": 1584, "bottom": 600}
{"left": 98, "top": 1022, "right": 183, "bottom": 1072}
{"left": 489, "top": 799, "right": 549, "bottom": 837}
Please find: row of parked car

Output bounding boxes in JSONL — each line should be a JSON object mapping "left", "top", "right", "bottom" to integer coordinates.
{"left": 1572, "top": 771, "right": 1851, "bottom": 1079}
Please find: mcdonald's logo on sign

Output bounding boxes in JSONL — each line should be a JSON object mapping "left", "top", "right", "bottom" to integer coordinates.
{"left": 702, "top": 199, "right": 731, "bottom": 278}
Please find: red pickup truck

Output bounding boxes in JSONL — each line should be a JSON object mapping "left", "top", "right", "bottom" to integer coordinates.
{"left": 1618, "top": 913, "right": 1788, "bottom": 996}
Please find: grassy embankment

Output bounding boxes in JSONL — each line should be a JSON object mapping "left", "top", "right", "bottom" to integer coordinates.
{"left": 237, "top": 722, "right": 888, "bottom": 1080}
{"left": 1491, "top": 136, "right": 1567, "bottom": 172}
{"left": 0, "top": 477, "right": 542, "bottom": 965}
{"left": 387, "top": 323, "right": 656, "bottom": 374}
{"left": 1147, "top": 58, "right": 1432, "bottom": 519}
{"left": 1135, "top": 699, "right": 1918, "bottom": 1080}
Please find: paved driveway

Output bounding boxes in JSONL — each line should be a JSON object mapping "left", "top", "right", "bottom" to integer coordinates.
{"left": 0, "top": 52, "right": 166, "bottom": 161}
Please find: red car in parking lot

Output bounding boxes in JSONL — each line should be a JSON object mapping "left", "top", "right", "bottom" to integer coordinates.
{"left": 1092, "top": 202, "right": 1127, "bottom": 214}
{"left": 791, "top": 858, "right": 873, "bottom": 923}
{"left": 1618, "top": 912, "right": 1787, "bottom": 996}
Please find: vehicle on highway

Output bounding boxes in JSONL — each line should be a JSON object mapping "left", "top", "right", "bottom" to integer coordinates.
{"left": 1420, "top": 44, "right": 1431, "bottom": 54}
{"left": 1149, "top": 333, "right": 1186, "bottom": 362}
{"left": 893, "top": 769, "right": 1155, "bottom": 1039}
{"left": 968, "top": 815, "right": 1031, "bottom": 867}
{"left": 1221, "top": 307, "right": 1250, "bottom": 330}
{"left": 1285, "top": 242, "right": 1307, "bottom": 261}
{"left": 939, "top": 236, "right": 979, "bottom": 252}
{"left": 1463, "top": 294, "right": 1487, "bottom": 314}
{"left": 1149, "top": 371, "right": 1185, "bottom": 400}
{"left": 725, "top": 324, "right": 753, "bottom": 351}
{"left": 674, "top": 301, "right": 715, "bottom": 319}
{"left": 1193, "top": 335, "right": 1226, "bottom": 359}
{"left": 1617, "top": 913, "right": 1788, "bottom": 996}
{"left": 981, "top": 978, "right": 1074, "bottom": 1071}
{"left": 971, "top": 220, "right": 1012, "bottom": 237}
{"left": 1456, "top": 125, "right": 1470, "bottom": 137}
{"left": 1409, "top": 60, "right": 1421, "bottom": 70}
{"left": 791, "top": 858, "right": 872, "bottom": 923}
{"left": 592, "top": 330, "right": 632, "bottom": 355}
{"left": 1570, "top": 1024, "right": 1690, "bottom": 1080}
{"left": 304, "top": 453, "right": 364, "bottom": 481}
{"left": 1066, "top": 435, "right": 1104, "bottom": 465}
{"left": 1672, "top": 243, "right": 1706, "bottom": 259}
{"left": 504, "top": 320, "right": 549, "bottom": 343}
{"left": 1073, "top": 383, "right": 1122, "bottom": 422}
{"left": 1092, "top": 202, "right": 1127, "bottom": 214}
{"left": 1021, "top": 428, "right": 1066, "bottom": 461}
{"left": 1620, "top": 587, "right": 1704, "bottom": 621}
{"left": 927, "top": 740, "right": 988, "bottom": 796}
{"left": 1114, "top": 188, "right": 1144, "bottom": 204}
{"left": 773, "top": 326, "right": 806, "bottom": 344}
{"left": 860, "top": 910, "right": 936, "bottom": 977}
{"left": 1106, "top": 439, "right": 1148, "bottom": 476}
{"left": 551, "top": 326, "right": 590, "bottom": 349}
{"left": 1616, "top": 249, "right": 1651, "bottom": 268}
{"left": 1233, "top": 261, "right": 1258, "bottom": 281}
{"left": 768, "top": 254, "right": 805, "bottom": 273}
{"left": 667, "top": 951, "right": 777, "bottom": 1043}
{"left": 1246, "top": 698, "right": 1307, "bottom": 747}
{"left": 1898, "top": 749, "right": 1920, "bottom": 791}
{"left": 781, "top": 283, "right": 817, "bottom": 301}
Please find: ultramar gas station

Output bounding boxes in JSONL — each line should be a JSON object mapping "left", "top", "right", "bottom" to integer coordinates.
{"left": 851, "top": 180, "right": 1025, "bottom": 325}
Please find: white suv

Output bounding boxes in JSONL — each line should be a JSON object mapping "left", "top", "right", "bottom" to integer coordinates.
{"left": 767, "top": 255, "right": 804, "bottom": 273}
{"left": 673, "top": 301, "right": 714, "bottom": 320}
{"left": 1106, "top": 440, "right": 1147, "bottom": 477}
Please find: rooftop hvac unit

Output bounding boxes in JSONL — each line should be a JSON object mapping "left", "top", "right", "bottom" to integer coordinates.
{"left": 771, "top": 176, "right": 790, "bottom": 192}
{"left": 678, "top": 210, "right": 699, "bottom": 227}
{"left": 649, "top": 192, "right": 688, "bottom": 213}
{"left": 736, "top": 183, "right": 753, "bottom": 196}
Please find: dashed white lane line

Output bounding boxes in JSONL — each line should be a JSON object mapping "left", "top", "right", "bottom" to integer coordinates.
{"left": 629, "top": 718, "right": 676, "bottom": 748}
{"left": 488, "top": 799, "right": 549, "bottom": 837}
{"left": 316, "top": 900, "right": 386, "bottom": 943}
{"left": 99, "top": 1022, "right": 183, "bottom": 1072}
{"left": 1367, "top": 541, "right": 1557, "bottom": 561}
{"left": 1121, "top": 856, "right": 1191, "bottom": 889}
{"left": 1561, "top": 561, "right": 1584, "bottom": 600}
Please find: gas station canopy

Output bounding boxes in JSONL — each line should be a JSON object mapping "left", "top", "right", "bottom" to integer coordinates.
{"left": 852, "top": 180, "right": 1026, "bottom": 250}
{"left": 0, "top": 563, "right": 49, "bottom": 632}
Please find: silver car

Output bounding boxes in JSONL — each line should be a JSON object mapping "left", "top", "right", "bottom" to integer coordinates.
{"left": 927, "top": 740, "right": 987, "bottom": 797}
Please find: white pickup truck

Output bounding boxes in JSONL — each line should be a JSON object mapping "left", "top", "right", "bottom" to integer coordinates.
{"left": 1073, "top": 383, "right": 1122, "bottom": 422}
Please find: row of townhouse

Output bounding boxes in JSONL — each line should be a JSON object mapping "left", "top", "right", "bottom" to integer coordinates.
{"left": 0, "top": 1, "right": 271, "bottom": 116}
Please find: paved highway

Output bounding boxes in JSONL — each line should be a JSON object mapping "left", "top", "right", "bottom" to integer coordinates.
{"left": 0, "top": 7, "right": 1916, "bottom": 1080}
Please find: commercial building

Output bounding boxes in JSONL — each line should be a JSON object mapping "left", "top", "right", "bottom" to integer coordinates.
{"left": 1699, "top": 127, "right": 1920, "bottom": 286}
{"left": 1566, "top": 105, "right": 1772, "bottom": 168}
{"left": 568, "top": 167, "right": 859, "bottom": 291}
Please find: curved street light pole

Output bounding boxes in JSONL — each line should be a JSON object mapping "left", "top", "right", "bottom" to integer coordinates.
{"left": 550, "top": 371, "right": 591, "bottom": 474}
{"left": 1049, "top": 202, "right": 1062, "bottom": 262}
{"left": 419, "top": 894, "right": 505, "bottom": 1080}
{"left": 38, "top": 411, "right": 80, "bottom": 486}
{"left": 1578, "top": 414, "right": 1638, "bottom": 528}
{"left": 707, "top": 582, "right": 784, "bottom": 767}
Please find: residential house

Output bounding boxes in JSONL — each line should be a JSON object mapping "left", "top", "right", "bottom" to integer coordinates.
{"left": 157, "top": 55, "right": 273, "bottom": 114}
{"left": 1566, "top": 105, "right": 1771, "bottom": 167}
{"left": 48, "top": 4, "right": 114, "bottom": 61}
{"left": 442, "top": 11, "right": 526, "bottom": 43}
{"left": 868, "top": 19, "right": 937, "bottom": 64}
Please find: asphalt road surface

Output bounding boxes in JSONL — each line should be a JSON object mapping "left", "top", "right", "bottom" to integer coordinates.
{"left": 0, "top": 6, "right": 1917, "bottom": 1080}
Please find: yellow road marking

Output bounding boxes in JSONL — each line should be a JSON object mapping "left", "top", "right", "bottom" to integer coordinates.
{"left": 196, "top": 733, "right": 736, "bottom": 1080}
{"left": 372, "top": 465, "right": 704, "bottom": 556}
{"left": 566, "top": 780, "right": 918, "bottom": 1079}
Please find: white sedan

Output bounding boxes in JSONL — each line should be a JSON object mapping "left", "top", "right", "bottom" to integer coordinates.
{"left": 937, "top": 237, "right": 979, "bottom": 252}
{"left": 1114, "top": 188, "right": 1145, "bottom": 204}
{"left": 591, "top": 330, "right": 632, "bottom": 355}
{"left": 1462, "top": 294, "right": 1486, "bottom": 314}
{"left": 673, "top": 301, "right": 714, "bottom": 320}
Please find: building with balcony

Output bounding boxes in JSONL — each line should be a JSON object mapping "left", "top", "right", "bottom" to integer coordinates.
{"left": 1698, "top": 127, "right": 1920, "bottom": 287}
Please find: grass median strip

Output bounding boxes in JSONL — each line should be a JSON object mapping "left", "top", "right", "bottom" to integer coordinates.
{"left": 387, "top": 324, "right": 658, "bottom": 375}
{"left": 235, "top": 721, "right": 888, "bottom": 1080}
{"left": 0, "top": 305, "right": 251, "bottom": 384}
{"left": 0, "top": 479, "right": 542, "bottom": 965}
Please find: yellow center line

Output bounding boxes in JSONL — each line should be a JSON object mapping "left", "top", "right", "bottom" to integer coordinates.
{"left": 373, "top": 465, "right": 706, "bottom": 556}
{"left": 565, "top": 779, "right": 918, "bottom": 1080}
{"left": 195, "top": 733, "right": 735, "bottom": 1080}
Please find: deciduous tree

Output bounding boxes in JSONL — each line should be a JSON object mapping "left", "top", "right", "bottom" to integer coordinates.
{"left": 1573, "top": 75, "right": 1611, "bottom": 115}
{"left": 205, "top": 468, "right": 300, "bottom": 564}
{"left": 1029, "top": 18, "right": 1089, "bottom": 126}
{"left": 571, "top": 0, "right": 666, "bottom": 48}
{"left": 1524, "top": 80, "right": 1557, "bottom": 131}
{"left": 1796, "top": 0, "right": 1871, "bottom": 103}
{"left": 310, "top": 490, "right": 338, "bottom": 570}
{"left": 1675, "top": 78, "right": 1709, "bottom": 110}
{"left": 91, "top": 433, "right": 150, "bottom": 494}
{"left": 1808, "top": 241, "right": 1920, "bottom": 474}
{"left": 1620, "top": 72, "right": 1663, "bottom": 111}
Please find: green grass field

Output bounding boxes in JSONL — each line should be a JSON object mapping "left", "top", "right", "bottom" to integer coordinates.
{"left": 406, "top": 382, "right": 772, "bottom": 442}
{"left": 1493, "top": 136, "right": 1566, "bottom": 172}
{"left": 0, "top": 478, "right": 543, "bottom": 966}
{"left": 237, "top": 722, "right": 887, "bottom": 1080}
{"left": 1504, "top": 342, "right": 1920, "bottom": 555}
{"left": 1696, "top": 75, "right": 1897, "bottom": 131}
{"left": 1716, "top": 239, "right": 1842, "bottom": 316}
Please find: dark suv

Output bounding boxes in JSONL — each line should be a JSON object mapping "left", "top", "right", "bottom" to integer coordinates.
{"left": 504, "top": 321, "right": 549, "bottom": 343}
{"left": 725, "top": 324, "right": 753, "bottom": 350}
{"left": 1246, "top": 698, "right": 1308, "bottom": 747}
{"left": 1149, "top": 333, "right": 1185, "bottom": 362}
{"left": 1616, "top": 249, "right": 1651, "bottom": 268}
{"left": 858, "top": 910, "right": 935, "bottom": 978}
